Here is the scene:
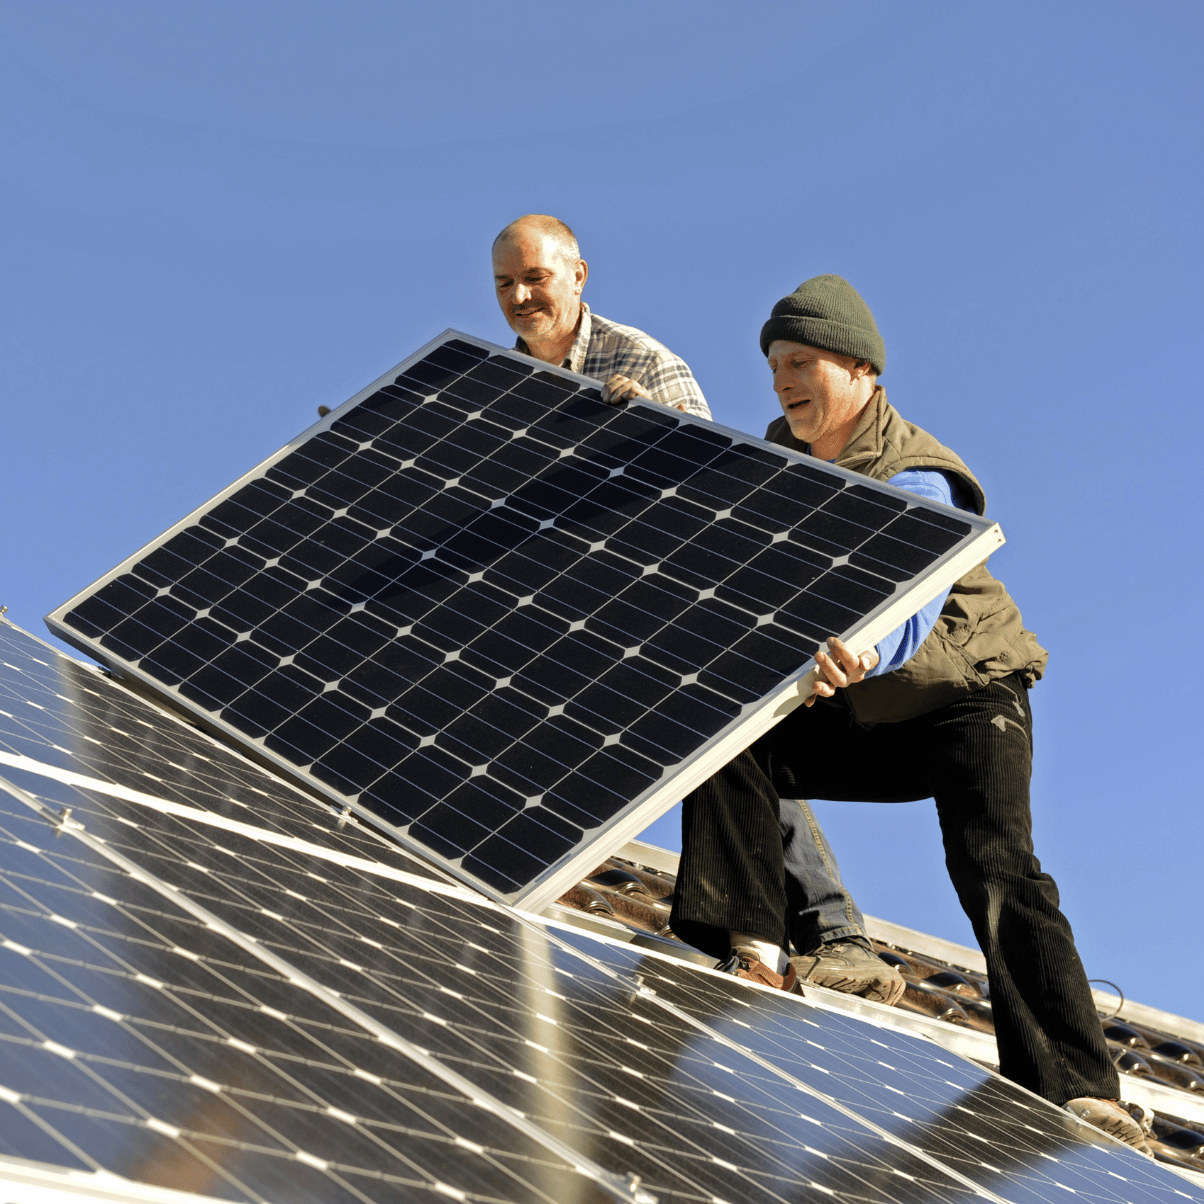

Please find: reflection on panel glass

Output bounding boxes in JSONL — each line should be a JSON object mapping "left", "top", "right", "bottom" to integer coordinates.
{"left": 0, "top": 788, "right": 600, "bottom": 1202}
{"left": 1, "top": 624, "right": 1199, "bottom": 1203}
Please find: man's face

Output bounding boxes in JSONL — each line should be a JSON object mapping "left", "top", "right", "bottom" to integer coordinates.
{"left": 768, "top": 340, "right": 871, "bottom": 455}
{"left": 493, "top": 230, "right": 586, "bottom": 345}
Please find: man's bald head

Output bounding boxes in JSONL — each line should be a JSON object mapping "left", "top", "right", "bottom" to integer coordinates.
{"left": 493, "top": 214, "right": 581, "bottom": 263}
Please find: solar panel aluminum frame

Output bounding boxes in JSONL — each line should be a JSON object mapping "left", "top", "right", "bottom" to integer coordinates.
{"left": 46, "top": 330, "right": 1005, "bottom": 914}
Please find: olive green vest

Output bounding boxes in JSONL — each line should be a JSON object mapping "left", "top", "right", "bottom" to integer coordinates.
{"left": 765, "top": 388, "right": 1048, "bottom": 724}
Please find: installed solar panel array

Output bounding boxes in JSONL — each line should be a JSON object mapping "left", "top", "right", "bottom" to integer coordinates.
{"left": 48, "top": 332, "right": 1002, "bottom": 908}
{"left": 0, "top": 621, "right": 1196, "bottom": 1204}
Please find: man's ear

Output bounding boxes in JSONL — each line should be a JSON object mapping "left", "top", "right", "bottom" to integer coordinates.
{"left": 575, "top": 258, "right": 588, "bottom": 294}
{"left": 851, "top": 358, "right": 875, "bottom": 381}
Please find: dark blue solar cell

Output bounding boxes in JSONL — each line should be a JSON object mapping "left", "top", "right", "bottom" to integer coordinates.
{"left": 526, "top": 397, "right": 609, "bottom": 446}
{"left": 651, "top": 495, "right": 713, "bottom": 540}
{"left": 624, "top": 709, "right": 703, "bottom": 760}
{"left": 437, "top": 713, "right": 515, "bottom": 762}
{"left": 654, "top": 424, "right": 730, "bottom": 463}
{"left": 640, "top": 623, "right": 726, "bottom": 677}
{"left": 504, "top": 646, "right": 587, "bottom": 703}
{"left": 606, "top": 520, "right": 684, "bottom": 563}
{"left": 615, "top": 575, "right": 695, "bottom": 621}
{"left": 677, "top": 470, "right": 760, "bottom": 509}
{"left": 821, "top": 491, "right": 898, "bottom": 533}
{"left": 482, "top": 392, "right": 547, "bottom": 427}
{"left": 504, "top": 479, "right": 578, "bottom": 521}
{"left": 310, "top": 747, "right": 384, "bottom": 795}
{"left": 413, "top": 607, "right": 488, "bottom": 653}
{"left": 342, "top": 717, "right": 420, "bottom": 768}
{"left": 587, "top": 597, "right": 666, "bottom": 643}
{"left": 395, "top": 747, "right": 472, "bottom": 805}
{"left": 498, "top": 807, "right": 582, "bottom": 862}
{"left": 411, "top": 793, "right": 509, "bottom": 860}
{"left": 338, "top": 659, "right": 429, "bottom": 712}
{"left": 293, "top": 635, "right": 364, "bottom": 680}
{"left": 807, "top": 566, "right": 894, "bottom": 613}
{"left": 854, "top": 532, "right": 939, "bottom": 577}
{"left": 459, "top": 457, "right": 530, "bottom": 498}
{"left": 509, "top": 371, "right": 576, "bottom": 407}
{"left": 464, "top": 627, "right": 535, "bottom": 674}
{"left": 440, "top": 375, "right": 507, "bottom": 409}
{"left": 625, "top": 445, "right": 702, "bottom": 488}
{"left": 95, "top": 573, "right": 156, "bottom": 613}
{"left": 222, "top": 688, "right": 291, "bottom": 736}
{"left": 128, "top": 595, "right": 195, "bottom": 640}
{"left": 661, "top": 528, "right": 764, "bottom": 591}
{"left": 400, "top": 352, "right": 475, "bottom": 392}
{"left": 580, "top": 743, "right": 662, "bottom": 795}
{"left": 62, "top": 595, "right": 121, "bottom": 637}
{"left": 421, "top": 659, "right": 493, "bottom": 708}
{"left": 671, "top": 596, "right": 751, "bottom": 649}
{"left": 142, "top": 639, "right": 206, "bottom": 685}
{"left": 332, "top": 402, "right": 398, "bottom": 439}
{"left": 420, "top": 433, "right": 497, "bottom": 477}
{"left": 738, "top": 471, "right": 837, "bottom": 529}
{"left": 462, "top": 356, "right": 532, "bottom": 390}
{"left": 779, "top": 589, "right": 858, "bottom": 637}
{"left": 697, "top": 661, "right": 767, "bottom": 705}
{"left": 883, "top": 511, "right": 967, "bottom": 553}
{"left": 360, "top": 383, "right": 424, "bottom": 421}
{"left": 791, "top": 508, "right": 873, "bottom": 556}
{"left": 569, "top": 663, "right": 674, "bottom": 733}
{"left": 440, "top": 338, "right": 490, "bottom": 362}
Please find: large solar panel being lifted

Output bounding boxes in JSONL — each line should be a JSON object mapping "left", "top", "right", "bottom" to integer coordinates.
{"left": 47, "top": 332, "right": 1004, "bottom": 908}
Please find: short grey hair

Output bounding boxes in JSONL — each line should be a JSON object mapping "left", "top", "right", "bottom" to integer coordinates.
{"left": 493, "top": 214, "right": 581, "bottom": 263}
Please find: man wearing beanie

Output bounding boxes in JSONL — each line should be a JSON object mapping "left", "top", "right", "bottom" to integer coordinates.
{"left": 669, "top": 275, "right": 1148, "bottom": 1153}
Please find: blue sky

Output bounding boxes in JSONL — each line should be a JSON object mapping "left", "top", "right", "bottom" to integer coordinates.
{"left": 3, "top": 2, "right": 1202, "bottom": 1018}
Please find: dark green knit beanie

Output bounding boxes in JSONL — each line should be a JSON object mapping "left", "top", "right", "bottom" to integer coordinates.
{"left": 759, "top": 274, "right": 886, "bottom": 375}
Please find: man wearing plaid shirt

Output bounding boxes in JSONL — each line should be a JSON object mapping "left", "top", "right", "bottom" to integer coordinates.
{"left": 492, "top": 215, "right": 711, "bottom": 420}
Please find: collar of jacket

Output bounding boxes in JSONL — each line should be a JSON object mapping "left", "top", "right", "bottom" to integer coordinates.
{"left": 831, "top": 385, "right": 891, "bottom": 474}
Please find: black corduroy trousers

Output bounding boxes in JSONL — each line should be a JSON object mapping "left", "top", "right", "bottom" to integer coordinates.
{"left": 671, "top": 673, "right": 1119, "bottom": 1105}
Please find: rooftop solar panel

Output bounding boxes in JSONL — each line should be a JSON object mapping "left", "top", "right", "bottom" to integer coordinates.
{"left": 47, "top": 332, "right": 1005, "bottom": 910}
{"left": 0, "top": 622, "right": 1199, "bottom": 1204}
{"left": 0, "top": 621, "right": 444, "bottom": 887}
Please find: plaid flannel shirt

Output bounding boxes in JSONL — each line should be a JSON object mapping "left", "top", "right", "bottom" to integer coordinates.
{"left": 514, "top": 303, "right": 711, "bottom": 420}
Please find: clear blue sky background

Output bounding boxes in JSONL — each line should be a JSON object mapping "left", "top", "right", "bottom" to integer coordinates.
{"left": 3, "top": 3, "right": 1201, "bottom": 1017}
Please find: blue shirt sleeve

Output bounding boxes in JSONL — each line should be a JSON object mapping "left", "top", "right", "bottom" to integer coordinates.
{"left": 863, "top": 469, "right": 970, "bottom": 678}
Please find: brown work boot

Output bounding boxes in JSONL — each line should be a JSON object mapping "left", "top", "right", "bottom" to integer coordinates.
{"left": 716, "top": 948, "right": 798, "bottom": 992}
{"left": 1062, "top": 1097, "right": 1152, "bottom": 1155}
{"left": 790, "top": 938, "right": 906, "bottom": 1005}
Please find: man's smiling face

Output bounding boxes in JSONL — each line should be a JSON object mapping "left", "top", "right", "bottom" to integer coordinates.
{"left": 492, "top": 228, "right": 586, "bottom": 348}
{"left": 768, "top": 339, "right": 874, "bottom": 460}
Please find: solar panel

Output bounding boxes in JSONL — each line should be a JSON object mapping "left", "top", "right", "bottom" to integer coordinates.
{"left": 0, "top": 621, "right": 446, "bottom": 889}
{"left": 47, "top": 331, "right": 1005, "bottom": 910}
{"left": 0, "top": 621, "right": 1197, "bottom": 1204}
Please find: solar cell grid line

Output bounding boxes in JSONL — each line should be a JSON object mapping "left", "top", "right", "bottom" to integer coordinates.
{"left": 0, "top": 620, "right": 445, "bottom": 885}
{"left": 47, "top": 329, "right": 1006, "bottom": 911}
{"left": 0, "top": 776, "right": 654, "bottom": 1204}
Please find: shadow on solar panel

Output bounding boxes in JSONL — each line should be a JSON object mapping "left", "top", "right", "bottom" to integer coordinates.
{"left": 47, "top": 331, "right": 1004, "bottom": 908}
